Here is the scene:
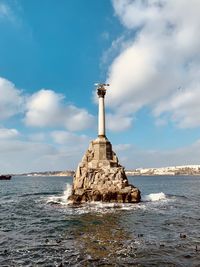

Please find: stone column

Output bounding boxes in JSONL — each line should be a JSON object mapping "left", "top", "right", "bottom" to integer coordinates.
{"left": 97, "top": 87, "right": 106, "bottom": 137}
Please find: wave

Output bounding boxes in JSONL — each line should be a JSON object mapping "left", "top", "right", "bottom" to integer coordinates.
{"left": 20, "top": 192, "right": 60, "bottom": 197}
{"left": 45, "top": 188, "right": 173, "bottom": 214}
{"left": 46, "top": 183, "right": 72, "bottom": 205}
{"left": 142, "top": 192, "right": 167, "bottom": 202}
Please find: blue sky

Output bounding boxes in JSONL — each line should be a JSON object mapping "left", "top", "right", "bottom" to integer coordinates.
{"left": 1, "top": 0, "right": 200, "bottom": 173}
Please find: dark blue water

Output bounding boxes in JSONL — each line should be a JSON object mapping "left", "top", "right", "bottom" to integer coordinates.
{"left": 0, "top": 175, "right": 200, "bottom": 266}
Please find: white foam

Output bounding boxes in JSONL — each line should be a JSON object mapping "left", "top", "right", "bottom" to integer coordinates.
{"left": 46, "top": 187, "right": 168, "bottom": 214}
{"left": 142, "top": 192, "right": 167, "bottom": 202}
{"left": 66, "top": 201, "right": 145, "bottom": 214}
{"left": 46, "top": 183, "right": 72, "bottom": 205}
{"left": 63, "top": 183, "right": 72, "bottom": 199}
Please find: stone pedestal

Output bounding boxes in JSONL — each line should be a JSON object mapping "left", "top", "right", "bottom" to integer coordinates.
{"left": 68, "top": 136, "right": 141, "bottom": 204}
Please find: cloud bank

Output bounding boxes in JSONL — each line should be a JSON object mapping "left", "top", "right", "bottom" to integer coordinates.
{"left": 25, "top": 89, "right": 95, "bottom": 131}
{"left": 51, "top": 130, "right": 90, "bottom": 146}
{"left": 0, "top": 76, "right": 95, "bottom": 173}
{"left": 114, "top": 140, "right": 200, "bottom": 169}
{"left": 0, "top": 128, "right": 19, "bottom": 139}
{"left": 0, "top": 77, "right": 94, "bottom": 132}
{"left": 0, "top": 138, "right": 80, "bottom": 173}
{"left": 107, "top": 0, "right": 200, "bottom": 129}
{"left": 0, "top": 77, "right": 24, "bottom": 119}
{"left": 0, "top": 127, "right": 90, "bottom": 173}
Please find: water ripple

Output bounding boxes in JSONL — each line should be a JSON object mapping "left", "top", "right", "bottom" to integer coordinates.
{"left": 1, "top": 176, "right": 200, "bottom": 266}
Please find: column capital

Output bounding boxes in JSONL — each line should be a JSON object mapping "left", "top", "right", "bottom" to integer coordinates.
{"left": 97, "top": 88, "right": 106, "bottom": 98}
{"left": 95, "top": 83, "right": 109, "bottom": 98}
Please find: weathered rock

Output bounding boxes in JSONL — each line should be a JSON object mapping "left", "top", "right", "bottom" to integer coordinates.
{"left": 68, "top": 136, "right": 141, "bottom": 204}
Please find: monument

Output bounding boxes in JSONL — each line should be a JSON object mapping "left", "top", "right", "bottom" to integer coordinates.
{"left": 68, "top": 83, "right": 141, "bottom": 204}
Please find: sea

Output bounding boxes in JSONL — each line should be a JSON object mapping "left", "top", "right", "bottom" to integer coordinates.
{"left": 0, "top": 175, "right": 200, "bottom": 267}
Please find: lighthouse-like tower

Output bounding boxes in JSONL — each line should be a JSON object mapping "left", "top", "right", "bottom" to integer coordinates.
{"left": 68, "top": 83, "right": 141, "bottom": 204}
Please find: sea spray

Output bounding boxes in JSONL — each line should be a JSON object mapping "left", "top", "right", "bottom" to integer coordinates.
{"left": 47, "top": 183, "right": 72, "bottom": 205}
{"left": 142, "top": 192, "right": 167, "bottom": 202}
{"left": 46, "top": 188, "right": 169, "bottom": 214}
{"left": 63, "top": 183, "right": 72, "bottom": 200}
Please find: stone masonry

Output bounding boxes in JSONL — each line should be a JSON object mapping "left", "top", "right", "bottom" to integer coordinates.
{"left": 68, "top": 136, "right": 141, "bottom": 204}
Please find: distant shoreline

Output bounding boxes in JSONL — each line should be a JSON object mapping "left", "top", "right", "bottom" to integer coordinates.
{"left": 13, "top": 171, "right": 75, "bottom": 177}
{"left": 126, "top": 164, "right": 200, "bottom": 176}
{"left": 126, "top": 173, "right": 200, "bottom": 176}
{"left": 11, "top": 164, "right": 200, "bottom": 177}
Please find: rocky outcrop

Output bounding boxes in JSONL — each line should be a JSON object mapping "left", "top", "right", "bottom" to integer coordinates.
{"left": 68, "top": 136, "right": 141, "bottom": 204}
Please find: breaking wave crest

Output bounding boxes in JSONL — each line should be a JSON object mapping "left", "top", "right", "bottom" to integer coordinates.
{"left": 46, "top": 183, "right": 72, "bottom": 205}
{"left": 142, "top": 192, "right": 167, "bottom": 202}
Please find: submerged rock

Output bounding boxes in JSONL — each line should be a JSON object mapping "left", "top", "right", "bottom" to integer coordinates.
{"left": 68, "top": 136, "right": 141, "bottom": 204}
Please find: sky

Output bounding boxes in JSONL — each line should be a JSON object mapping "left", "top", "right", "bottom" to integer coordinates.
{"left": 1, "top": 0, "right": 200, "bottom": 173}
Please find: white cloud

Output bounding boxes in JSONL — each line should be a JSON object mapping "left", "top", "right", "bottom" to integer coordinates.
{"left": 106, "top": 0, "right": 200, "bottom": 129}
{"left": 0, "top": 128, "right": 19, "bottom": 139}
{"left": 0, "top": 139, "right": 57, "bottom": 173}
{"left": 0, "top": 125, "right": 99, "bottom": 173}
{"left": 28, "top": 132, "right": 46, "bottom": 142}
{"left": 106, "top": 113, "right": 132, "bottom": 132}
{"left": 113, "top": 140, "right": 200, "bottom": 169}
{"left": 0, "top": 77, "right": 24, "bottom": 119}
{"left": 51, "top": 130, "right": 90, "bottom": 146}
{"left": 0, "top": 78, "right": 94, "bottom": 132}
{"left": 101, "top": 35, "right": 130, "bottom": 68}
{"left": 0, "top": 135, "right": 90, "bottom": 173}
{"left": 154, "top": 86, "right": 200, "bottom": 128}
{"left": 113, "top": 143, "right": 132, "bottom": 152}
{"left": 25, "top": 89, "right": 95, "bottom": 131}
{"left": 2, "top": 135, "right": 200, "bottom": 173}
